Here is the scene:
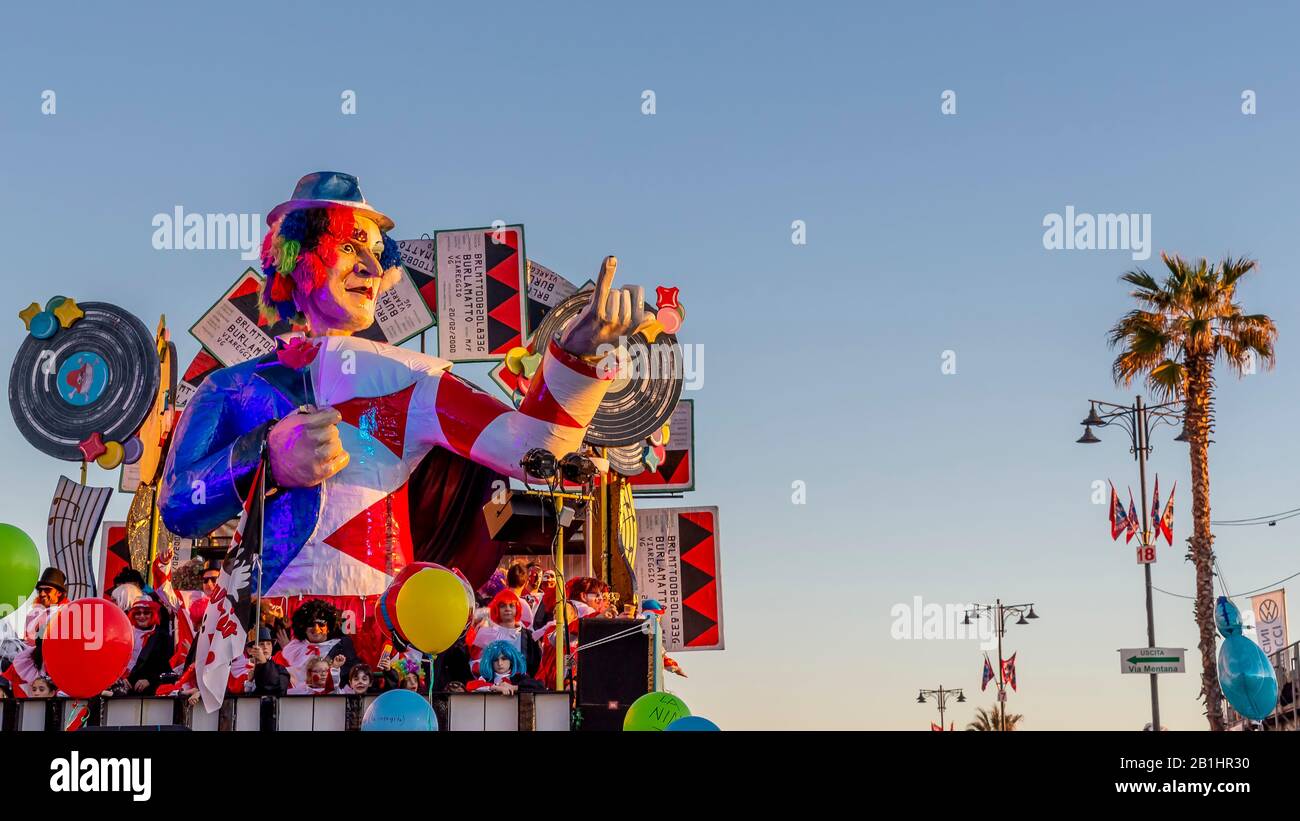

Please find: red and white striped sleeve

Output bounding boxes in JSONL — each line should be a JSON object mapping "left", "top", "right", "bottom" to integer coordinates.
{"left": 411, "top": 340, "right": 613, "bottom": 480}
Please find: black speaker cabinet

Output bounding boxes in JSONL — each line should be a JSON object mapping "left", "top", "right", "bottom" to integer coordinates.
{"left": 483, "top": 490, "right": 583, "bottom": 548}
{"left": 575, "top": 617, "right": 652, "bottom": 731}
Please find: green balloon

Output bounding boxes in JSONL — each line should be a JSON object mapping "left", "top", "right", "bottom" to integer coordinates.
{"left": 622, "top": 691, "right": 691, "bottom": 731}
{"left": 0, "top": 524, "right": 40, "bottom": 611}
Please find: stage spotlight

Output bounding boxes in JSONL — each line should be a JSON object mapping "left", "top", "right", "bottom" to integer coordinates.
{"left": 559, "top": 452, "right": 599, "bottom": 484}
{"left": 520, "top": 448, "right": 558, "bottom": 480}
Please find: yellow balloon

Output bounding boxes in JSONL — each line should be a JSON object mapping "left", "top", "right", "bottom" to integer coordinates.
{"left": 394, "top": 567, "right": 472, "bottom": 654}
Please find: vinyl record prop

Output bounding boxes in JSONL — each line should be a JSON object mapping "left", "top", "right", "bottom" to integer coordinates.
{"left": 529, "top": 291, "right": 684, "bottom": 447}
{"left": 1216, "top": 596, "right": 1279, "bottom": 722}
{"left": 10, "top": 299, "right": 160, "bottom": 462}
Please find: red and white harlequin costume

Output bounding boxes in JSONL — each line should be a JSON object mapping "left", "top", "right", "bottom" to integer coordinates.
{"left": 162, "top": 333, "right": 611, "bottom": 602}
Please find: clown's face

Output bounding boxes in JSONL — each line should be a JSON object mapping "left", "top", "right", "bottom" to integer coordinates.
{"left": 298, "top": 214, "right": 388, "bottom": 334}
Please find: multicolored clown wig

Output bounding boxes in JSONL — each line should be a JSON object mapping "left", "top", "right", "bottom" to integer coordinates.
{"left": 479, "top": 640, "right": 527, "bottom": 679}
{"left": 258, "top": 205, "right": 404, "bottom": 324}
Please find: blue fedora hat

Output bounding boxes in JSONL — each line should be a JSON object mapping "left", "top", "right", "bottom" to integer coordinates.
{"left": 267, "top": 171, "right": 394, "bottom": 231}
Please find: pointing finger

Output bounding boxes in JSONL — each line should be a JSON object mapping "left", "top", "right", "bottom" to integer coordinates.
{"left": 595, "top": 255, "right": 617, "bottom": 314}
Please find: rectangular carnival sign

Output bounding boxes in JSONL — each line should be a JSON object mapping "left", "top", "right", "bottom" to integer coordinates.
{"left": 435, "top": 225, "right": 528, "bottom": 362}
{"left": 634, "top": 506, "right": 724, "bottom": 652}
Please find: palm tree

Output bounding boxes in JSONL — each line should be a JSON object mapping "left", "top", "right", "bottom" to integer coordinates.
{"left": 966, "top": 705, "right": 1023, "bottom": 731}
{"left": 1109, "top": 253, "right": 1277, "bottom": 731}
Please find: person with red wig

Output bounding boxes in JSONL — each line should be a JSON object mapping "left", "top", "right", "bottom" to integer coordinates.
{"left": 469, "top": 589, "right": 540, "bottom": 678}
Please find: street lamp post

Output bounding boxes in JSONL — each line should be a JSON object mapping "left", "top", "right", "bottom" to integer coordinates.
{"left": 1076, "top": 395, "right": 1186, "bottom": 733}
{"left": 917, "top": 685, "right": 966, "bottom": 730}
{"left": 964, "top": 599, "right": 1038, "bottom": 731}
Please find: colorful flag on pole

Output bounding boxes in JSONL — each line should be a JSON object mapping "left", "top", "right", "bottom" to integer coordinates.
{"left": 194, "top": 459, "right": 265, "bottom": 713}
{"left": 982, "top": 653, "right": 996, "bottom": 691}
{"left": 1001, "top": 652, "right": 1018, "bottom": 692}
{"left": 1159, "top": 482, "right": 1176, "bottom": 545}
{"left": 1109, "top": 482, "right": 1127, "bottom": 541}
{"left": 1150, "top": 476, "right": 1160, "bottom": 534}
{"left": 1125, "top": 489, "right": 1139, "bottom": 544}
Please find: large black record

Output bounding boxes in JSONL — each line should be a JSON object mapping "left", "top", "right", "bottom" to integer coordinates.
{"left": 533, "top": 291, "right": 684, "bottom": 447}
{"left": 9, "top": 302, "right": 160, "bottom": 461}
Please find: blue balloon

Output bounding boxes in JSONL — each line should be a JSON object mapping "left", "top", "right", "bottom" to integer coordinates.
{"left": 665, "top": 715, "right": 720, "bottom": 732}
{"left": 1215, "top": 597, "right": 1245, "bottom": 637}
{"left": 362, "top": 690, "right": 438, "bottom": 732}
{"left": 1216, "top": 597, "right": 1279, "bottom": 721}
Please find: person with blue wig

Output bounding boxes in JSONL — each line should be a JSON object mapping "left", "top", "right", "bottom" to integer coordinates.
{"left": 466, "top": 640, "right": 543, "bottom": 695}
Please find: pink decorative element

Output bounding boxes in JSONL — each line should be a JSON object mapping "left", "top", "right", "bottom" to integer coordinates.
{"left": 277, "top": 337, "right": 320, "bottom": 370}
{"left": 656, "top": 308, "right": 682, "bottom": 334}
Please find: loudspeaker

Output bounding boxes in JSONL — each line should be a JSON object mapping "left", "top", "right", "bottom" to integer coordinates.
{"left": 482, "top": 490, "right": 583, "bottom": 548}
{"left": 575, "top": 617, "right": 651, "bottom": 732}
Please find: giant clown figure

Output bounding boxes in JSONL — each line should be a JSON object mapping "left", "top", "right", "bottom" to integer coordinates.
{"left": 159, "top": 171, "right": 644, "bottom": 667}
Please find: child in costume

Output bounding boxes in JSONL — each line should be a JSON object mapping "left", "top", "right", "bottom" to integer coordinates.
{"left": 288, "top": 657, "right": 336, "bottom": 695}
{"left": 340, "top": 663, "right": 374, "bottom": 694}
{"left": 274, "top": 599, "right": 358, "bottom": 688}
{"left": 469, "top": 589, "right": 541, "bottom": 677}
{"left": 466, "top": 641, "right": 543, "bottom": 694}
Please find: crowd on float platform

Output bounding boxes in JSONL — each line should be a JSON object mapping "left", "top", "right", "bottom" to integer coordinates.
{"left": 0, "top": 555, "right": 657, "bottom": 704}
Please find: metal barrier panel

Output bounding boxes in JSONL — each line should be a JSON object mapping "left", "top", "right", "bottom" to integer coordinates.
{"left": 104, "top": 697, "right": 145, "bottom": 727}
{"left": 143, "top": 699, "right": 174, "bottom": 726}
{"left": 535, "top": 692, "right": 570, "bottom": 731}
{"left": 449, "top": 693, "right": 487, "bottom": 731}
{"left": 21, "top": 701, "right": 46, "bottom": 731}
{"left": 235, "top": 697, "right": 262, "bottom": 731}
{"left": 3, "top": 692, "right": 571, "bottom": 731}
{"left": 189, "top": 703, "right": 219, "bottom": 731}
{"left": 484, "top": 694, "right": 519, "bottom": 731}
{"left": 277, "top": 697, "right": 315, "bottom": 730}
{"left": 311, "top": 696, "right": 346, "bottom": 731}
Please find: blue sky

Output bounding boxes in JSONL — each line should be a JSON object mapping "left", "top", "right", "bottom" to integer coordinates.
{"left": 4, "top": 1, "right": 1300, "bottom": 729}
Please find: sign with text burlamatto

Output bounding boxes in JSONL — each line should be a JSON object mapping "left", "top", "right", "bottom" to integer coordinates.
{"left": 434, "top": 225, "right": 528, "bottom": 362}
{"left": 396, "top": 238, "right": 438, "bottom": 317}
{"left": 634, "top": 506, "right": 723, "bottom": 652}
{"left": 351, "top": 261, "right": 435, "bottom": 346}
{"left": 189, "top": 269, "right": 291, "bottom": 367}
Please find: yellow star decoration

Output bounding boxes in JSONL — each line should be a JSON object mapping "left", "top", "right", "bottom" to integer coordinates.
{"left": 53, "top": 297, "right": 84, "bottom": 328}
{"left": 18, "top": 302, "right": 41, "bottom": 330}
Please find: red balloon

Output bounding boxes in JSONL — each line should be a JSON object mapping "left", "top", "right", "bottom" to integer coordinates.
{"left": 42, "top": 598, "right": 133, "bottom": 698}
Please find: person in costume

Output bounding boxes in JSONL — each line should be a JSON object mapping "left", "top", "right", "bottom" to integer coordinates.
{"left": 287, "top": 656, "right": 336, "bottom": 695}
{"left": 1, "top": 568, "right": 67, "bottom": 697}
{"left": 504, "top": 561, "right": 536, "bottom": 628}
{"left": 274, "top": 599, "right": 358, "bottom": 688}
{"left": 466, "top": 640, "right": 543, "bottom": 694}
{"left": 152, "top": 549, "right": 217, "bottom": 671}
{"left": 469, "top": 589, "right": 540, "bottom": 677}
{"left": 159, "top": 171, "right": 647, "bottom": 677}
{"left": 340, "top": 663, "right": 373, "bottom": 694}
{"left": 114, "top": 597, "right": 174, "bottom": 695}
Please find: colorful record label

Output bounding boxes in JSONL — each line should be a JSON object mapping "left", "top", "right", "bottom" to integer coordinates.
{"left": 56, "top": 351, "right": 110, "bottom": 406}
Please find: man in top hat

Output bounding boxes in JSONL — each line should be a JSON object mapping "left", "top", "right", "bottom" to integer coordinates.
{"left": 159, "top": 172, "right": 647, "bottom": 708}
{"left": 0, "top": 568, "right": 68, "bottom": 697}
